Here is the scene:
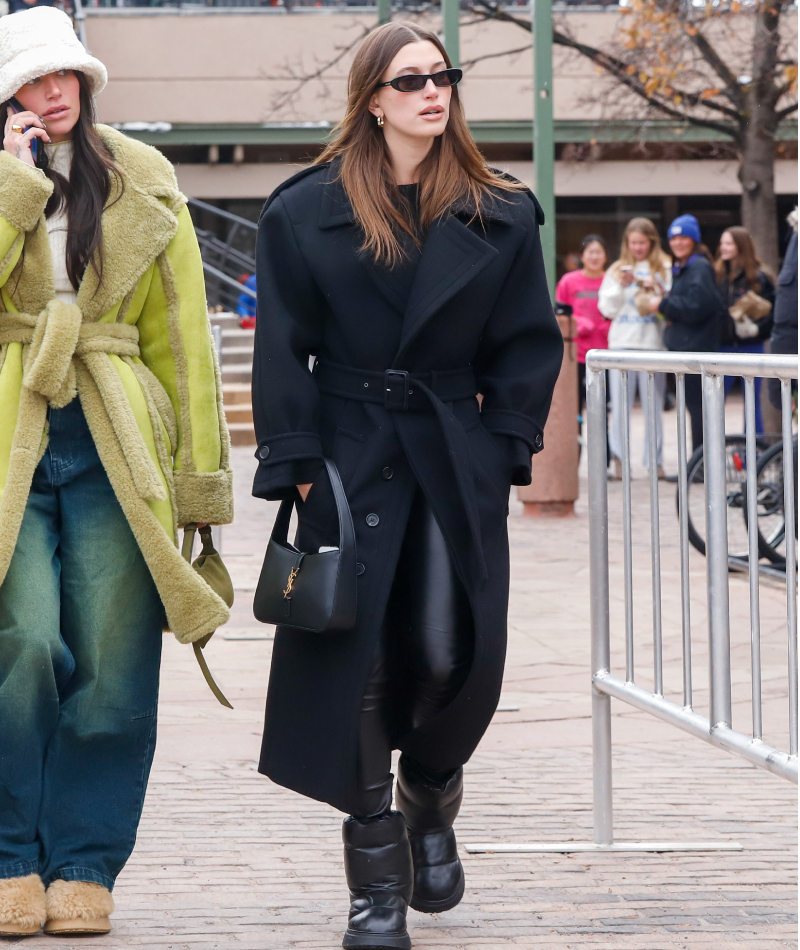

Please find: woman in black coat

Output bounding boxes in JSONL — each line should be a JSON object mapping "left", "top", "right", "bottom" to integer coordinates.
{"left": 714, "top": 226, "right": 775, "bottom": 433}
{"left": 652, "top": 214, "right": 722, "bottom": 451}
{"left": 251, "top": 21, "right": 562, "bottom": 950}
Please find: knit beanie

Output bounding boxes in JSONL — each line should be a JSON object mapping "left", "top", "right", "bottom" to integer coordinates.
{"left": 667, "top": 214, "right": 701, "bottom": 244}
{"left": 0, "top": 8, "right": 107, "bottom": 105}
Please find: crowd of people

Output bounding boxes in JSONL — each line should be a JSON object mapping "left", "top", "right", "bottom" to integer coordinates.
{"left": 556, "top": 211, "right": 799, "bottom": 480}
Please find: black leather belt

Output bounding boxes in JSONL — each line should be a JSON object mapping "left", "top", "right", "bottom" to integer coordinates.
{"left": 314, "top": 360, "right": 477, "bottom": 412}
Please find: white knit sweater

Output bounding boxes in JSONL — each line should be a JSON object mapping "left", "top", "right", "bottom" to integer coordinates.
{"left": 598, "top": 261, "right": 672, "bottom": 351}
{"left": 43, "top": 140, "right": 77, "bottom": 306}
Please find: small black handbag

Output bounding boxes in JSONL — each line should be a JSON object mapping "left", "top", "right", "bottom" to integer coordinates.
{"left": 253, "top": 459, "right": 357, "bottom": 633}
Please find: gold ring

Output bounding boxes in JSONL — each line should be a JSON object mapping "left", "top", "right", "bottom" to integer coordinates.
{"left": 11, "top": 125, "right": 23, "bottom": 133}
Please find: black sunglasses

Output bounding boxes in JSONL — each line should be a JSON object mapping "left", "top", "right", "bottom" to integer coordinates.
{"left": 376, "top": 68, "right": 462, "bottom": 93}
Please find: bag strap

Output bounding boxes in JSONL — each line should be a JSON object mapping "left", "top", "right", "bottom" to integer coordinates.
{"left": 269, "top": 459, "right": 356, "bottom": 564}
{"left": 324, "top": 457, "right": 356, "bottom": 574}
{"left": 182, "top": 522, "right": 233, "bottom": 709}
{"left": 192, "top": 642, "right": 234, "bottom": 709}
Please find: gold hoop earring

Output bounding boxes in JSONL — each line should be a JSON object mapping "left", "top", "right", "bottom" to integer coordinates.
{"left": 376, "top": 115, "right": 385, "bottom": 127}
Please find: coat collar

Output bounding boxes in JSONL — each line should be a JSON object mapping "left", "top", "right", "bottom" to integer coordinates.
{"left": 317, "top": 164, "right": 518, "bottom": 230}
{"left": 77, "top": 126, "right": 183, "bottom": 321}
{"left": 318, "top": 166, "right": 509, "bottom": 358}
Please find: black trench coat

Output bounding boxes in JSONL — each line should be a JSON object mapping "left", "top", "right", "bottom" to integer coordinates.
{"left": 252, "top": 162, "right": 563, "bottom": 813}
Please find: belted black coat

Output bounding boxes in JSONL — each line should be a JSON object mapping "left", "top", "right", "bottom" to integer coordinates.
{"left": 251, "top": 162, "right": 563, "bottom": 814}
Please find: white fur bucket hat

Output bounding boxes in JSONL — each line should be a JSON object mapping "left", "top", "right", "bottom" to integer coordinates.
{"left": 0, "top": 7, "right": 107, "bottom": 104}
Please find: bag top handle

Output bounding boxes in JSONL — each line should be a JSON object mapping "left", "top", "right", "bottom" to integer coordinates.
{"left": 270, "top": 460, "right": 356, "bottom": 564}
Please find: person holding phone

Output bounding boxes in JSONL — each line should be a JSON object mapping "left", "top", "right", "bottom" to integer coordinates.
{"left": 598, "top": 217, "right": 672, "bottom": 479}
{"left": 252, "top": 21, "right": 563, "bottom": 950}
{"left": 0, "top": 7, "right": 232, "bottom": 937}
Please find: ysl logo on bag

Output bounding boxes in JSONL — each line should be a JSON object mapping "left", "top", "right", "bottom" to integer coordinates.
{"left": 284, "top": 566, "right": 300, "bottom": 598}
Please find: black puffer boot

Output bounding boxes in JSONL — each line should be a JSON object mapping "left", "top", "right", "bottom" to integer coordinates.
{"left": 342, "top": 811, "right": 413, "bottom": 950}
{"left": 395, "top": 755, "right": 465, "bottom": 914}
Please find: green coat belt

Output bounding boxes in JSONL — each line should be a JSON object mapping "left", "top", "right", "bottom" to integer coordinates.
{"left": 0, "top": 125, "right": 233, "bottom": 644}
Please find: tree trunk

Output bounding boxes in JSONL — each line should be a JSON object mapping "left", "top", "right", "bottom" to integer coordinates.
{"left": 738, "top": 1, "right": 783, "bottom": 273}
{"left": 738, "top": 104, "right": 779, "bottom": 273}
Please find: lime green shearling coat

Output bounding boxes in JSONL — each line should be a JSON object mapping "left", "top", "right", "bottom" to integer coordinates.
{"left": 0, "top": 125, "right": 233, "bottom": 644}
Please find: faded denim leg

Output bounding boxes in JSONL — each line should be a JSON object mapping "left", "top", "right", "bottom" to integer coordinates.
{"left": 0, "top": 459, "right": 72, "bottom": 880}
{"left": 0, "top": 400, "right": 164, "bottom": 891}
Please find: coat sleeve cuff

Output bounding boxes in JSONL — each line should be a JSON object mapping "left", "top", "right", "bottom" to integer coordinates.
{"left": 480, "top": 410, "right": 544, "bottom": 455}
{"left": 494, "top": 434, "right": 534, "bottom": 486}
{"left": 252, "top": 432, "right": 324, "bottom": 500}
{"left": 0, "top": 151, "right": 54, "bottom": 232}
{"left": 253, "top": 458, "right": 325, "bottom": 501}
{"left": 173, "top": 469, "right": 234, "bottom": 526}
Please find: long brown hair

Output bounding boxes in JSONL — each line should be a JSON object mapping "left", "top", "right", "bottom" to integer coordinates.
{"left": 608, "top": 217, "right": 671, "bottom": 282}
{"left": 2, "top": 71, "right": 123, "bottom": 292}
{"left": 316, "top": 21, "right": 525, "bottom": 267}
{"left": 714, "top": 226, "right": 768, "bottom": 290}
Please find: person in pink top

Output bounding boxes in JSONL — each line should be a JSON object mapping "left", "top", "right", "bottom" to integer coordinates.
{"left": 555, "top": 234, "right": 609, "bottom": 435}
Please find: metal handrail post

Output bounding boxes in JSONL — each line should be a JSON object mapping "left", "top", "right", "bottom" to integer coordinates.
{"left": 702, "top": 372, "right": 732, "bottom": 730}
{"left": 781, "top": 381, "right": 798, "bottom": 756}
{"left": 587, "top": 365, "right": 613, "bottom": 846}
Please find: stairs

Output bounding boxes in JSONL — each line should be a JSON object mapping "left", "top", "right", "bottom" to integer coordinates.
{"left": 209, "top": 310, "right": 256, "bottom": 447}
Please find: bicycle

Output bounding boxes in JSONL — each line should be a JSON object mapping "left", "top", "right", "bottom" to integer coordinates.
{"left": 681, "top": 435, "right": 769, "bottom": 560}
{"left": 744, "top": 435, "right": 798, "bottom": 566}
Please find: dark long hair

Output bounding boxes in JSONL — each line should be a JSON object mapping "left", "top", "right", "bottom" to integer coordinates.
{"left": 315, "top": 22, "right": 525, "bottom": 267}
{"left": 713, "top": 226, "right": 770, "bottom": 290}
{"left": 3, "top": 71, "right": 123, "bottom": 291}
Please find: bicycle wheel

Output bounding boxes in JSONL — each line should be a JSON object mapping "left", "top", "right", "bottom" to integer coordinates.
{"left": 681, "top": 435, "right": 767, "bottom": 559}
{"left": 745, "top": 438, "right": 799, "bottom": 565}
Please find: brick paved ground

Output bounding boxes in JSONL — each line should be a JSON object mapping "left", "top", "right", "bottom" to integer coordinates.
{"left": 23, "top": 403, "right": 796, "bottom": 949}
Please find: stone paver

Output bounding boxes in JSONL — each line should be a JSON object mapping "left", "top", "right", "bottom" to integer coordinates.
{"left": 24, "top": 401, "right": 796, "bottom": 949}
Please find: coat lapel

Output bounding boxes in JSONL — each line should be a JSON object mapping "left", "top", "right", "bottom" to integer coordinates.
{"left": 318, "top": 167, "right": 518, "bottom": 354}
{"left": 396, "top": 215, "right": 499, "bottom": 360}
{"left": 78, "top": 126, "right": 182, "bottom": 322}
{"left": 319, "top": 171, "right": 408, "bottom": 317}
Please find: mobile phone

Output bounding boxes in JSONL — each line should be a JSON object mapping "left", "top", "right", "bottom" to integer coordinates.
{"left": 8, "top": 97, "right": 39, "bottom": 164}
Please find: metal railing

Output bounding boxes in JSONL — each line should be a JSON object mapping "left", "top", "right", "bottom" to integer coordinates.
{"left": 587, "top": 351, "right": 797, "bottom": 850}
{"left": 467, "top": 349, "right": 796, "bottom": 856}
{"left": 188, "top": 198, "right": 257, "bottom": 313}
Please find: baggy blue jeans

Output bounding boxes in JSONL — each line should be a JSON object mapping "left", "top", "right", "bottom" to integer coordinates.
{"left": 0, "top": 398, "right": 164, "bottom": 890}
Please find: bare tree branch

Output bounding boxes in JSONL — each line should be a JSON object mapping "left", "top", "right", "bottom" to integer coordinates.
{"left": 461, "top": 45, "right": 531, "bottom": 70}
{"left": 465, "top": 0, "right": 742, "bottom": 138}
{"left": 681, "top": 18, "right": 744, "bottom": 107}
{"left": 775, "top": 100, "right": 799, "bottom": 121}
{"left": 264, "top": 23, "right": 371, "bottom": 119}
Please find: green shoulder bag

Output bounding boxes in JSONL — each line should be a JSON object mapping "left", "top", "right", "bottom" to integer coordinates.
{"left": 182, "top": 524, "right": 235, "bottom": 708}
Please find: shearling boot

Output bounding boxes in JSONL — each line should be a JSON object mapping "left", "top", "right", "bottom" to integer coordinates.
{"left": 341, "top": 811, "right": 413, "bottom": 950}
{"left": 43, "top": 880, "right": 114, "bottom": 935}
{"left": 395, "top": 755, "right": 465, "bottom": 914}
{"left": 0, "top": 874, "right": 46, "bottom": 936}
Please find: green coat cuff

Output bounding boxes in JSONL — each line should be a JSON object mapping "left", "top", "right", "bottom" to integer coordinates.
{"left": 0, "top": 151, "right": 54, "bottom": 232}
{"left": 173, "top": 469, "right": 234, "bottom": 527}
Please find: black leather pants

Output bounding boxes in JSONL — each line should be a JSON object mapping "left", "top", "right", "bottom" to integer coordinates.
{"left": 353, "top": 490, "right": 474, "bottom": 819}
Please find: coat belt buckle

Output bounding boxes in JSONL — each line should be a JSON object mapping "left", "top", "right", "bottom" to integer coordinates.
{"left": 384, "top": 370, "right": 410, "bottom": 411}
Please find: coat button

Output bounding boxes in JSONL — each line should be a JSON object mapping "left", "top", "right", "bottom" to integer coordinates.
{"left": 366, "top": 513, "right": 380, "bottom": 527}
{"left": 381, "top": 467, "right": 393, "bottom": 480}
{"left": 534, "top": 435, "right": 543, "bottom": 449}
{"left": 356, "top": 562, "right": 365, "bottom": 576}
{"left": 257, "top": 445, "right": 270, "bottom": 460}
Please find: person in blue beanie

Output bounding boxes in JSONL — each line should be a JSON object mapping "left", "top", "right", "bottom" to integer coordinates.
{"left": 650, "top": 214, "right": 723, "bottom": 452}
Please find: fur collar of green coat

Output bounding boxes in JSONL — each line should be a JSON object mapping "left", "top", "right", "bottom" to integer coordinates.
{"left": 0, "top": 125, "right": 233, "bottom": 644}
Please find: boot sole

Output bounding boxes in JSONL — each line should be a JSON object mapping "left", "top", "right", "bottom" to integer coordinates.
{"left": 342, "top": 930, "right": 411, "bottom": 950}
{"left": 409, "top": 866, "right": 465, "bottom": 915}
{"left": 0, "top": 924, "right": 42, "bottom": 936}
{"left": 43, "top": 917, "right": 111, "bottom": 935}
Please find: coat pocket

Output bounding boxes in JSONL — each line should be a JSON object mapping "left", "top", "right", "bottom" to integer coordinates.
{"left": 467, "top": 422, "right": 510, "bottom": 506}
